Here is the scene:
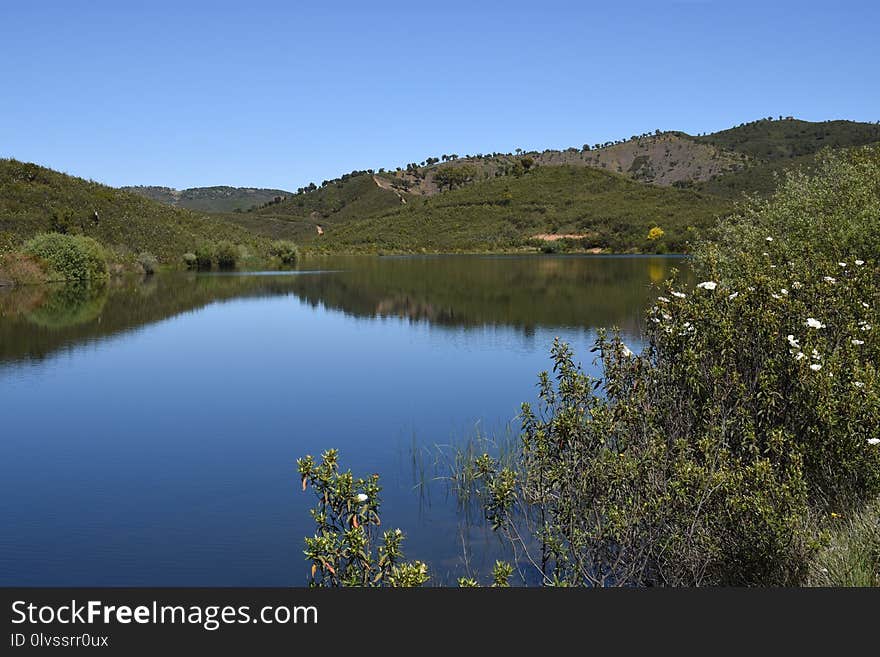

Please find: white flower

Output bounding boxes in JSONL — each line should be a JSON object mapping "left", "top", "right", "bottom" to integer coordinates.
{"left": 868, "top": 438, "right": 880, "bottom": 446}
{"left": 863, "top": 302, "right": 870, "bottom": 308}
{"left": 838, "top": 262, "right": 847, "bottom": 268}
{"left": 657, "top": 296, "right": 670, "bottom": 303}
{"left": 811, "top": 349, "right": 820, "bottom": 360}
{"left": 787, "top": 335, "right": 800, "bottom": 348}
{"left": 766, "top": 236, "right": 774, "bottom": 242}
{"left": 780, "top": 288, "right": 788, "bottom": 295}
{"left": 809, "top": 363, "right": 822, "bottom": 372}
{"left": 853, "top": 381, "right": 865, "bottom": 388}
{"left": 862, "top": 325, "right": 872, "bottom": 331}
{"left": 671, "top": 291, "right": 686, "bottom": 299}
{"left": 852, "top": 339, "right": 865, "bottom": 346}
{"left": 823, "top": 276, "right": 836, "bottom": 284}
{"left": 662, "top": 312, "right": 672, "bottom": 321}
{"left": 794, "top": 352, "right": 805, "bottom": 361}
{"left": 855, "top": 259, "right": 865, "bottom": 266}
{"left": 696, "top": 281, "right": 717, "bottom": 290}
{"left": 771, "top": 294, "right": 781, "bottom": 300}
{"left": 747, "top": 286, "right": 755, "bottom": 292}
{"left": 791, "top": 281, "right": 803, "bottom": 289}
{"left": 355, "top": 493, "right": 369, "bottom": 503}
{"left": 728, "top": 291, "right": 739, "bottom": 300}
{"left": 762, "top": 252, "right": 770, "bottom": 257}
{"left": 770, "top": 264, "right": 777, "bottom": 269}
{"left": 805, "top": 318, "right": 826, "bottom": 329}
{"left": 651, "top": 317, "right": 660, "bottom": 324}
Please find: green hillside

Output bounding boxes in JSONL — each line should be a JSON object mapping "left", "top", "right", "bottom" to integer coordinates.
{"left": 122, "top": 185, "right": 292, "bottom": 213}
{"left": 0, "top": 159, "right": 268, "bottom": 262}
{"left": 695, "top": 153, "right": 820, "bottom": 198}
{"left": 312, "top": 165, "right": 732, "bottom": 253}
{"left": 694, "top": 117, "right": 880, "bottom": 160}
{"left": 223, "top": 172, "right": 410, "bottom": 242}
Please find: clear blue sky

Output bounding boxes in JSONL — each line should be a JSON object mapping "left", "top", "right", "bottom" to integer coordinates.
{"left": 1, "top": 1, "right": 877, "bottom": 190}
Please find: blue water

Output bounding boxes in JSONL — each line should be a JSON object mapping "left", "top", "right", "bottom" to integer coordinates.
{"left": 0, "top": 255, "right": 678, "bottom": 585}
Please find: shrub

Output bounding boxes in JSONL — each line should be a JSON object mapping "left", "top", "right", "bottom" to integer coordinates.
{"left": 23, "top": 232, "right": 107, "bottom": 281}
{"left": 0, "top": 231, "right": 17, "bottom": 255}
{"left": 647, "top": 226, "right": 665, "bottom": 240}
{"left": 270, "top": 240, "right": 299, "bottom": 266}
{"left": 467, "top": 150, "right": 880, "bottom": 586}
{"left": 182, "top": 252, "right": 198, "bottom": 270}
{"left": 701, "top": 144, "right": 880, "bottom": 277}
{"left": 215, "top": 241, "right": 238, "bottom": 269}
{"left": 194, "top": 243, "right": 215, "bottom": 270}
{"left": 297, "top": 450, "right": 429, "bottom": 587}
{"left": 137, "top": 251, "right": 159, "bottom": 275}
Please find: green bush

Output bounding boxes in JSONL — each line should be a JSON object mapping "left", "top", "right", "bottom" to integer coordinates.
{"left": 467, "top": 150, "right": 880, "bottom": 586}
{"left": 194, "top": 243, "right": 215, "bottom": 270}
{"left": 215, "top": 241, "right": 238, "bottom": 269}
{"left": 701, "top": 144, "right": 880, "bottom": 278}
{"left": 182, "top": 252, "right": 198, "bottom": 270}
{"left": 23, "top": 232, "right": 107, "bottom": 282}
{"left": 270, "top": 240, "right": 299, "bottom": 266}
{"left": 297, "top": 450, "right": 429, "bottom": 587}
{"left": 137, "top": 251, "right": 159, "bottom": 275}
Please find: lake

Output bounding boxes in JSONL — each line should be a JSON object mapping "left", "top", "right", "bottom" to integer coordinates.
{"left": 0, "top": 255, "right": 682, "bottom": 585}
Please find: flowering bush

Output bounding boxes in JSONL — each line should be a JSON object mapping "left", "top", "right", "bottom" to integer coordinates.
{"left": 470, "top": 147, "right": 880, "bottom": 586}
{"left": 297, "top": 449, "right": 429, "bottom": 587}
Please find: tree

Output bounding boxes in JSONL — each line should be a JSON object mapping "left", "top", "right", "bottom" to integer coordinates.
{"left": 433, "top": 165, "right": 478, "bottom": 191}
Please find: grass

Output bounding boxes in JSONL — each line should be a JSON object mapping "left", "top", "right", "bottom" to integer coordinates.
{"left": 809, "top": 499, "right": 880, "bottom": 586}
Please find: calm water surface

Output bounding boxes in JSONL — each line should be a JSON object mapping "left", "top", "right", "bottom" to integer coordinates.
{"left": 0, "top": 255, "right": 681, "bottom": 585}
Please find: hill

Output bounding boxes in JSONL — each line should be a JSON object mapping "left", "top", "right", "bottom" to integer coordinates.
{"left": 122, "top": 185, "right": 292, "bottom": 213}
{"left": 694, "top": 117, "right": 880, "bottom": 160}
{"left": 0, "top": 159, "right": 268, "bottom": 262}
{"left": 218, "top": 172, "right": 411, "bottom": 243}
{"left": 310, "top": 165, "right": 732, "bottom": 253}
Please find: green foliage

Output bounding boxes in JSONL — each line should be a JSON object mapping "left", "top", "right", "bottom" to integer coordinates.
{"left": 318, "top": 166, "right": 731, "bottom": 254}
{"left": 0, "top": 159, "right": 270, "bottom": 264}
{"left": 122, "top": 185, "right": 292, "bottom": 213}
{"left": 214, "top": 241, "right": 238, "bottom": 269}
{"left": 700, "top": 144, "right": 880, "bottom": 278}
{"left": 182, "top": 252, "right": 198, "bottom": 269}
{"left": 137, "top": 251, "right": 159, "bottom": 275}
{"left": 270, "top": 240, "right": 299, "bottom": 266}
{"left": 433, "top": 165, "right": 478, "bottom": 191}
{"left": 0, "top": 231, "right": 16, "bottom": 255}
{"left": 297, "top": 449, "right": 429, "bottom": 587}
{"left": 694, "top": 118, "right": 880, "bottom": 161}
{"left": 23, "top": 233, "right": 107, "bottom": 282}
{"left": 194, "top": 243, "right": 215, "bottom": 270}
{"left": 466, "top": 151, "right": 880, "bottom": 586}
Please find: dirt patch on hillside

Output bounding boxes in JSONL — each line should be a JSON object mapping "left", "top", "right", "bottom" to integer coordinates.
{"left": 532, "top": 233, "right": 590, "bottom": 241}
{"left": 372, "top": 175, "right": 409, "bottom": 203}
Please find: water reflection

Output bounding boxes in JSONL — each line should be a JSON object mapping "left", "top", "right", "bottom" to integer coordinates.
{"left": 0, "top": 255, "right": 685, "bottom": 365}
